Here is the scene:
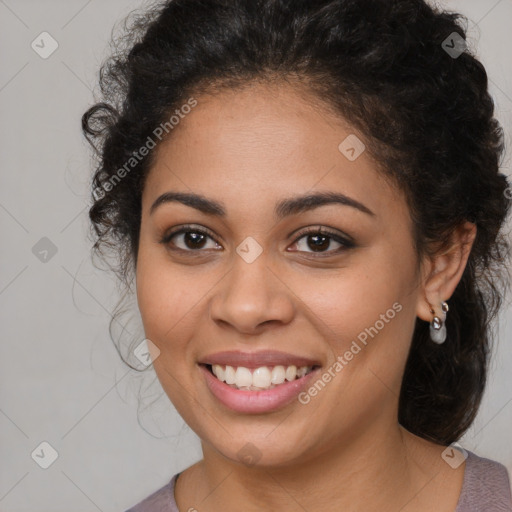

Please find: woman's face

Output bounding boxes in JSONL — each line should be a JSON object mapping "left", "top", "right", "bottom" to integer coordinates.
{"left": 136, "top": 82, "right": 424, "bottom": 467}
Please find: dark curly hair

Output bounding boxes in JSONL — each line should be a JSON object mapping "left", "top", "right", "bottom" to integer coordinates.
{"left": 82, "top": 0, "right": 511, "bottom": 445}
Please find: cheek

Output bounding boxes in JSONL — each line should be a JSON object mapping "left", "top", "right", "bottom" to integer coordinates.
{"left": 135, "top": 252, "right": 202, "bottom": 409}
{"left": 136, "top": 234, "right": 199, "bottom": 324}
{"left": 297, "top": 263, "right": 402, "bottom": 339}
{"left": 135, "top": 247, "right": 200, "bottom": 353}
{"left": 294, "top": 244, "right": 416, "bottom": 383}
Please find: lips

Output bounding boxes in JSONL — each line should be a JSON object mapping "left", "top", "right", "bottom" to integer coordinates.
{"left": 198, "top": 350, "right": 322, "bottom": 413}
{"left": 199, "top": 350, "right": 321, "bottom": 369}
{"left": 200, "top": 363, "right": 320, "bottom": 413}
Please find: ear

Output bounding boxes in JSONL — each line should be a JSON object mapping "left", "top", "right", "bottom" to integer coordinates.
{"left": 416, "top": 221, "right": 477, "bottom": 321}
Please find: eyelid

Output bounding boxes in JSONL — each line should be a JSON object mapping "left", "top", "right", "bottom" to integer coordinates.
{"left": 287, "top": 226, "right": 355, "bottom": 256}
{"left": 162, "top": 223, "right": 219, "bottom": 241}
{"left": 159, "top": 224, "right": 222, "bottom": 250}
{"left": 289, "top": 224, "right": 355, "bottom": 245}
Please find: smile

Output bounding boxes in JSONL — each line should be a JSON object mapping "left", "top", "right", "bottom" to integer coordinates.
{"left": 198, "top": 350, "right": 322, "bottom": 413}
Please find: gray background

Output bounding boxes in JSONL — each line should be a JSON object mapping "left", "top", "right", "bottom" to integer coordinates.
{"left": 0, "top": 1, "right": 511, "bottom": 510}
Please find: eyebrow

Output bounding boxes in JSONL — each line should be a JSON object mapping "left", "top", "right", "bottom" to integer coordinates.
{"left": 149, "top": 191, "right": 375, "bottom": 218}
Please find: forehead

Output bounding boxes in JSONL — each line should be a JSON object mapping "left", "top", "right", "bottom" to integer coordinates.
{"left": 143, "top": 81, "right": 405, "bottom": 223}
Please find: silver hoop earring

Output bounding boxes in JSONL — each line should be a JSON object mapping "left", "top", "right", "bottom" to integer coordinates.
{"left": 430, "top": 301, "right": 449, "bottom": 344}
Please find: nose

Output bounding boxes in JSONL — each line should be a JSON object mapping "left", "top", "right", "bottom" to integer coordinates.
{"left": 209, "top": 255, "right": 295, "bottom": 335}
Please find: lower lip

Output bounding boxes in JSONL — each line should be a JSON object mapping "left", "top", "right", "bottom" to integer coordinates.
{"left": 199, "top": 364, "right": 320, "bottom": 414}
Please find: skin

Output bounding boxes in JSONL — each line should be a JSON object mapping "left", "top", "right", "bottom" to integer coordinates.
{"left": 135, "top": 80, "right": 477, "bottom": 512}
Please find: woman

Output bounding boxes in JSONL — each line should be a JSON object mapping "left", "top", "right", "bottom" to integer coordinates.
{"left": 82, "top": 0, "right": 512, "bottom": 510}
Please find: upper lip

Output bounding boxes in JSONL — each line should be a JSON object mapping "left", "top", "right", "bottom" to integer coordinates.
{"left": 199, "top": 350, "right": 321, "bottom": 369}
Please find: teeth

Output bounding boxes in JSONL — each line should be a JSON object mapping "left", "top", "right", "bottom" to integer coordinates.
{"left": 271, "top": 365, "right": 285, "bottom": 384}
{"left": 285, "top": 365, "right": 297, "bottom": 381}
{"left": 211, "top": 364, "right": 313, "bottom": 390}
{"left": 235, "top": 367, "right": 253, "bottom": 387}
{"left": 252, "top": 367, "right": 271, "bottom": 388}
{"left": 296, "top": 366, "right": 308, "bottom": 378}
{"left": 224, "top": 365, "right": 236, "bottom": 384}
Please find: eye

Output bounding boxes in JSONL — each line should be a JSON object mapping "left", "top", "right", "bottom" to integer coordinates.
{"left": 159, "top": 224, "right": 222, "bottom": 252}
{"left": 160, "top": 224, "right": 355, "bottom": 257}
{"left": 288, "top": 226, "right": 354, "bottom": 256}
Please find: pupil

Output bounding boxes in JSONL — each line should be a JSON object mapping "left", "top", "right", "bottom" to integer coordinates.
{"left": 308, "top": 234, "right": 329, "bottom": 252}
{"left": 185, "top": 232, "right": 206, "bottom": 249}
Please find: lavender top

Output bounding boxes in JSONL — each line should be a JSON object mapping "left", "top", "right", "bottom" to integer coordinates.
{"left": 125, "top": 450, "right": 512, "bottom": 511}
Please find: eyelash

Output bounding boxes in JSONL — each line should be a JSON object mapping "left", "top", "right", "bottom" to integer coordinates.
{"left": 159, "top": 224, "right": 355, "bottom": 257}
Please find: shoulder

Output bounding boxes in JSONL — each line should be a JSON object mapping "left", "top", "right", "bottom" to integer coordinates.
{"left": 124, "top": 473, "right": 180, "bottom": 512}
{"left": 456, "top": 450, "right": 512, "bottom": 511}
